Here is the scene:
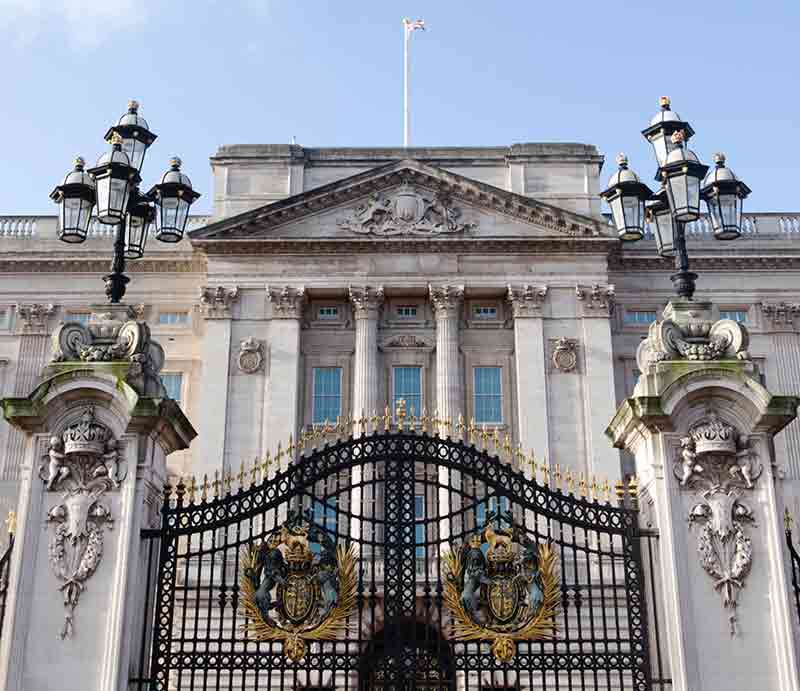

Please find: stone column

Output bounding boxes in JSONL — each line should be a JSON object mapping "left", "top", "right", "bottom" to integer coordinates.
{"left": 429, "top": 284, "right": 465, "bottom": 434}
{"left": 429, "top": 284, "right": 464, "bottom": 550}
{"left": 194, "top": 287, "right": 239, "bottom": 483}
{"left": 507, "top": 285, "right": 549, "bottom": 468}
{"left": 348, "top": 286, "right": 384, "bottom": 431}
{"left": 0, "top": 309, "right": 196, "bottom": 691}
{"left": 761, "top": 301, "right": 800, "bottom": 479}
{"left": 264, "top": 286, "right": 305, "bottom": 459}
{"left": 576, "top": 284, "right": 620, "bottom": 480}
{"left": 607, "top": 299, "right": 800, "bottom": 691}
{"left": 0, "top": 304, "right": 58, "bottom": 486}
{"left": 347, "top": 286, "right": 383, "bottom": 549}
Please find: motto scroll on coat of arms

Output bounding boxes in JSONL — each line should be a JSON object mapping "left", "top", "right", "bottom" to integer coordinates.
{"left": 239, "top": 509, "right": 356, "bottom": 662}
{"left": 443, "top": 510, "right": 560, "bottom": 663}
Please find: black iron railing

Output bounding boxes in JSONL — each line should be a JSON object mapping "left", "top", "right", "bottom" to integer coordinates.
{"left": 785, "top": 516, "right": 800, "bottom": 626}
{"left": 0, "top": 531, "right": 14, "bottom": 639}
{"left": 640, "top": 529, "right": 673, "bottom": 690}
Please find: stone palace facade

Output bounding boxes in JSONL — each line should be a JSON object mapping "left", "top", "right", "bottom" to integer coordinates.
{"left": 1, "top": 143, "right": 799, "bottom": 513}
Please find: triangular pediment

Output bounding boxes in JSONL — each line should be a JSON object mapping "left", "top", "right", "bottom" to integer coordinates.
{"left": 190, "top": 159, "right": 610, "bottom": 249}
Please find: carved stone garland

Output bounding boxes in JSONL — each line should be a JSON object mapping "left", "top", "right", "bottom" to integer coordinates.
{"left": 675, "top": 410, "right": 760, "bottom": 635}
{"left": 41, "top": 407, "right": 124, "bottom": 639}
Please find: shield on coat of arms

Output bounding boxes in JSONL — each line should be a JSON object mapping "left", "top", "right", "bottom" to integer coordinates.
{"left": 278, "top": 573, "right": 318, "bottom": 625}
{"left": 393, "top": 189, "right": 423, "bottom": 223}
{"left": 487, "top": 576, "right": 522, "bottom": 624}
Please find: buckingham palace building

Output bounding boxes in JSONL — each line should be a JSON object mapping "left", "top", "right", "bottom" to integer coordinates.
{"left": 2, "top": 100, "right": 800, "bottom": 691}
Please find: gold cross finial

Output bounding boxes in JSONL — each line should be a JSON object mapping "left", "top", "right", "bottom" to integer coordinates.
{"left": 5, "top": 510, "right": 16, "bottom": 536}
{"left": 785, "top": 508, "right": 793, "bottom": 532}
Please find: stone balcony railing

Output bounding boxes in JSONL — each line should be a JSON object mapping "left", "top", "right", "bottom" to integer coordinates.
{"left": 1, "top": 212, "right": 799, "bottom": 246}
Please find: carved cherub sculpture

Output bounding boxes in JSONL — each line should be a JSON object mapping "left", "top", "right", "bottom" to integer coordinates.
{"left": 46, "top": 436, "right": 68, "bottom": 490}
{"left": 732, "top": 436, "right": 756, "bottom": 489}
{"left": 679, "top": 436, "right": 701, "bottom": 486}
{"left": 100, "top": 438, "right": 120, "bottom": 488}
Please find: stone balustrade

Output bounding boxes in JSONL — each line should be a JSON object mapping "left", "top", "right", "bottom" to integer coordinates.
{"left": 0, "top": 214, "right": 211, "bottom": 240}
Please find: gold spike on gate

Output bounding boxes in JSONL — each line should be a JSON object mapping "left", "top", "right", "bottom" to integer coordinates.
{"left": 383, "top": 406, "right": 391, "bottom": 432}
{"left": 370, "top": 410, "right": 380, "bottom": 432}
{"left": 457, "top": 413, "right": 466, "bottom": 439}
{"left": 187, "top": 476, "right": 197, "bottom": 503}
{"left": 223, "top": 471, "right": 233, "bottom": 495}
{"left": 502, "top": 433, "right": 512, "bottom": 460}
{"left": 212, "top": 471, "right": 221, "bottom": 499}
{"left": 250, "top": 458, "right": 259, "bottom": 486}
{"left": 515, "top": 443, "right": 525, "bottom": 469}
{"left": 287, "top": 434, "right": 295, "bottom": 460}
{"left": 201, "top": 474, "right": 209, "bottom": 503}
{"left": 491, "top": 428, "right": 500, "bottom": 454}
{"left": 565, "top": 469, "right": 575, "bottom": 494}
{"left": 468, "top": 418, "right": 477, "bottom": 446}
{"left": 396, "top": 398, "right": 406, "bottom": 431}
{"left": 578, "top": 473, "right": 587, "bottom": 499}
{"left": 602, "top": 477, "right": 611, "bottom": 503}
{"left": 409, "top": 406, "right": 417, "bottom": 433}
{"left": 615, "top": 479, "right": 625, "bottom": 505}
{"left": 553, "top": 464, "right": 562, "bottom": 490}
{"left": 432, "top": 409, "right": 441, "bottom": 435}
{"left": 261, "top": 451, "right": 272, "bottom": 477}
{"left": 590, "top": 476, "right": 599, "bottom": 502}
{"left": 275, "top": 443, "right": 284, "bottom": 470}
{"left": 237, "top": 462, "right": 247, "bottom": 491}
{"left": 480, "top": 424, "right": 489, "bottom": 450}
{"left": 421, "top": 408, "right": 429, "bottom": 434}
{"left": 443, "top": 415, "right": 453, "bottom": 438}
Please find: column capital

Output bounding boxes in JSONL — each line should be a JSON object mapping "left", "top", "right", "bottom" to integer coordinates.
{"left": 348, "top": 285, "right": 384, "bottom": 320}
{"left": 267, "top": 285, "right": 306, "bottom": 319}
{"left": 199, "top": 286, "right": 240, "bottom": 319}
{"left": 575, "top": 283, "right": 615, "bottom": 318}
{"left": 760, "top": 301, "right": 800, "bottom": 332}
{"left": 506, "top": 284, "right": 548, "bottom": 318}
{"left": 16, "top": 303, "right": 57, "bottom": 335}
{"left": 428, "top": 284, "right": 464, "bottom": 319}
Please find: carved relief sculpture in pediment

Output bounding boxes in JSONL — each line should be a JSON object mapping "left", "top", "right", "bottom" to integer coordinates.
{"left": 675, "top": 409, "right": 761, "bottom": 635}
{"left": 41, "top": 407, "right": 124, "bottom": 639}
{"left": 337, "top": 184, "right": 476, "bottom": 236}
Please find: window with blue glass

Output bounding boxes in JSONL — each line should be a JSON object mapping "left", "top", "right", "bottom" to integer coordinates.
{"left": 393, "top": 366, "right": 422, "bottom": 417}
{"left": 474, "top": 367, "right": 502, "bottom": 424}
{"left": 312, "top": 367, "right": 342, "bottom": 424}
{"left": 160, "top": 373, "right": 183, "bottom": 405}
{"left": 624, "top": 310, "right": 658, "bottom": 325}
{"left": 311, "top": 498, "right": 338, "bottom": 554}
{"left": 476, "top": 495, "right": 511, "bottom": 527}
{"left": 415, "top": 495, "right": 426, "bottom": 574}
{"left": 720, "top": 309, "right": 748, "bottom": 323}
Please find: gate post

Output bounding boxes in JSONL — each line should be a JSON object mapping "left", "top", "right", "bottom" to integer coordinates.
{"left": 607, "top": 299, "right": 800, "bottom": 691}
{"left": 0, "top": 306, "right": 196, "bottom": 691}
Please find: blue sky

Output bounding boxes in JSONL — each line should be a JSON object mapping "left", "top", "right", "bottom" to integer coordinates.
{"left": 1, "top": 0, "right": 798, "bottom": 215}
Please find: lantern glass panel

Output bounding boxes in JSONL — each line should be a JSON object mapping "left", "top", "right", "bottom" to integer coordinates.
{"left": 155, "top": 195, "right": 190, "bottom": 243}
{"left": 649, "top": 132, "right": 669, "bottom": 168}
{"left": 621, "top": 196, "right": 644, "bottom": 239}
{"left": 666, "top": 172, "right": 702, "bottom": 222}
{"left": 124, "top": 214, "right": 149, "bottom": 259}
{"left": 95, "top": 175, "right": 130, "bottom": 224}
{"left": 651, "top": 207, "right": 676, "bottom": 256}
{"left": 59, "top": 196, "right": 93, "bottom": 243}
{"left": 707, "top": 190, "right": 742, "bottom": 240}
{"left": 121, "top": 135, "right": 147, "bottom": 174}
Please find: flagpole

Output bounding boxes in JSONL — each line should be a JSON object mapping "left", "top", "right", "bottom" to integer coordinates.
{"left": 403, "top": 21, "right": 410, "bottom": 147}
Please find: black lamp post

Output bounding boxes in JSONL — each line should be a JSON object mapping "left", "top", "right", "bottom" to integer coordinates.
{"left": 601, "top": 97, "right": 751, "bottom": 300}
{"left": 50, "top": 101, "right": 200, "bottom": 303}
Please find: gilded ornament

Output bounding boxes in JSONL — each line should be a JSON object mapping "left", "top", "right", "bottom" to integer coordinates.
{"left": 442, "top": 511, "right": 559, "bottom": 663}
{"left": 239, "top": 510, "right": 357, "bottom": 662}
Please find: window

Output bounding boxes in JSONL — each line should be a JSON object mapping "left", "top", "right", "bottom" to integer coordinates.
{"left": 624, "top": 310, "right": 658, "bottom": 325}
{"left": 0, "top": 309, "right": 8, "bottom": 329}
{"left": 317, "top": 306, "right": 339, "bottom": 320}
{"left": 474, "top": 367, "right": 502, "bottom": 424}
{"left": 396, "top": 305, "right": 418, "bottom": 319}
{"left": 312, "top": 367, "right": 342, "bottom": 424}
{"left": 720, "top": 309, "right": 748, "bottom": 323}
{"left": 67, "top": 312, "right": 91, "bottom": 326}
{"left": 473, "top": 305, "right": 498, "bottom": 319}
{"left": 158, "top": 311, "right": 189, "bottom": 326}
{"left": 393, "top": 366, "right": 422, "bottom": 417}
{"left": 161, "top": 373, "right": 183, "bottom": 404}
{"left": 311, "top": 498, "right": 338, "bottom": 554}
{"left": 476, "top": 496, "right": 511, "bottom": 527}
{"left": 415, "top": 495, "right": 426, "bottom": 575}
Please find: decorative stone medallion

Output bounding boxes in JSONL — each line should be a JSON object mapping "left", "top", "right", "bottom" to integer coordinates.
{"left": 238, "top": 337, "right": 264, "bottom": 373}
{"left": 550, "top": 337, "right": 579, "bottom": 373}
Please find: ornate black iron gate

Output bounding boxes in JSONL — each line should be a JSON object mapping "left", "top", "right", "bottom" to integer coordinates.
{"left": 138, "top": 429, "right": 651, "bottom": 690}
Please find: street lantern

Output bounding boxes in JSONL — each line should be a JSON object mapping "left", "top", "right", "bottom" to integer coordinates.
{"left": 51, "top": 101, "right": 201, "bottom": 303}
{"left": 660, "top": 131, "right": 709, "bottom": 222}
{"left": 104, "top": 100, "right": 157, "bottom": 174}
{"left": 641, "top": 96, "right": 695, "bottom": 168}
{"left": 89, "top": 133, "right": 139, "bottom": 225}
{"left": 49, "top": 157, "right": 95, "bottom": 243}
{"left": 149, "top": 157, "right": 201, "bottom": 243}
{"left": 600, "top": 153, "right": 652, "bottom": 241}
{"left": 646, "top": 187, "right": 676, "bottom": 257}
{"left": 701, "top": 153, "right": 751, "bottom": 240}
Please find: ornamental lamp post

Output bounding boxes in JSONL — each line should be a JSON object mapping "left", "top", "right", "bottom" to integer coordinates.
{"left": 600, "top": 98, "right": 751, "bottom": 300}
{"left": 50, "top": 102, "right": 201, "bottom": 303}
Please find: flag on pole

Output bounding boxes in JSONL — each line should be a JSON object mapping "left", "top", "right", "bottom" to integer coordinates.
{"left": 403, "top": 18, "right": 426, "bottom": 33}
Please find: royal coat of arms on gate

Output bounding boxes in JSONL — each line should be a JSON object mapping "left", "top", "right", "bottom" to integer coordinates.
{"left": 442, "top": 510, "right": 560, "bottom": 663}
{"left": 239, "top": 509, "right": 356, "bottom": 662}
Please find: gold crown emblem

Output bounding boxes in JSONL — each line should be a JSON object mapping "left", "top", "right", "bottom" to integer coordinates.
{"left": 486, "top": 543, "right": 515, "bottom": 564}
